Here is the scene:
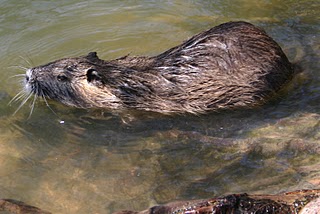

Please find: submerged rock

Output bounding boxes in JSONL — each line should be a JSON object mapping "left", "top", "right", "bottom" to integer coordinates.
{"left": 300, "top": 197, "right": 320, "bottom": 214}
{"left": 1, "top": 189, "right": 319, "bottom": 213}
{"left": 0, "top": 199, "right": 51, "bottom": 214}
{"left": 114, "top": 189, "right": 320, "bottom": 214}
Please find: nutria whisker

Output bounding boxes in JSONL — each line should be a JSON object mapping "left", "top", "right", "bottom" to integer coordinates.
{"left": 41, "top": 95, "right": 59, "bottom": 117}
{"left": 8, "top": 65, "right": 29, "bottom": 72}
{"left": 9, "top": 74, "right": 27, "bottom": 79}
{"left": 8, "top": 89, "right": 28, "bottom": 106}
{"left": 12, "top": 91, "right": 33, "bottom": 115}
{"left": 19, "top": 55, "right": 34, "bottom": 68}
{"left": 28, "top": 94, "right": 38, "bottom": 118}
{"left": 17, "top": 21, "right": 294, "bottom": 115}
{"left": 11, "top": 87, "right": 59, "bottom": 118}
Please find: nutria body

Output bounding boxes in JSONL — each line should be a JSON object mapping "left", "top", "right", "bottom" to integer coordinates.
{"left": 23, "top": 21, "right": 293, "bottom": 114}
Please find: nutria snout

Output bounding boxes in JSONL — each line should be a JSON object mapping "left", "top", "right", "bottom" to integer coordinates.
{"left": 17, "top": 21, "right": 294, "bottom": 114}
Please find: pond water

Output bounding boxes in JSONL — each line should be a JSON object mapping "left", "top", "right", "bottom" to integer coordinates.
{"left": 0, "top": 0, "right": 319, "bottom": 213}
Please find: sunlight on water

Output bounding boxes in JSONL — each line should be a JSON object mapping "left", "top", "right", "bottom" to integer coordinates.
{"left": 0, "top": 0, "right": 319, "bottom": 213}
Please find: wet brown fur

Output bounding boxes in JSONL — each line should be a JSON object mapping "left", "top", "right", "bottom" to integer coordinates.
{"left": 24, "top": 21, "right": 294, "bottom": 114}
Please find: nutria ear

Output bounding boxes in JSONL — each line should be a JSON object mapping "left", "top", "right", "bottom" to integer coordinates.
{"left": 86, "top": 52, "right": 100, "bottom": 61}
{"left": 86, "top": 68, "right": 101, "bottom": 83}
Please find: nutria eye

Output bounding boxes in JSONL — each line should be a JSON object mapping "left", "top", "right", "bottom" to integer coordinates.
{"left": 57, "top": 74, "right": 68, "bottom": 81}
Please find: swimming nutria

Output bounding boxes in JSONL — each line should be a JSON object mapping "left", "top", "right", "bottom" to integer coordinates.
{"left": 18, "top": 21, "right": 294, "bottom": 114}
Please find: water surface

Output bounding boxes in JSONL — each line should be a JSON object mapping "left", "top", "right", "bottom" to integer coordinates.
{"left": 0, "top": 0, "right": 319, "bottom": 213}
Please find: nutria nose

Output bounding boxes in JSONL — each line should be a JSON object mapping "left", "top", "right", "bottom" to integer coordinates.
{"left": 25, "top": 68, "right": 32, "bottom": 82}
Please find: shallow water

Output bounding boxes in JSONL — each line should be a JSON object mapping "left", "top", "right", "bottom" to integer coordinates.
{"left": 0, "top": 0, "right": 319, "bottom": 213}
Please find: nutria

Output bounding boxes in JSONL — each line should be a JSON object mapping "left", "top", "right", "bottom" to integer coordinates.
{"left": 17, "top": 21, "right": 294, "bottom": 114}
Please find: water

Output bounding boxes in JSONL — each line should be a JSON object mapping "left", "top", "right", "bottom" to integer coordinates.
{"left": 0, "top": 0, "right": 319, "bottom": 213}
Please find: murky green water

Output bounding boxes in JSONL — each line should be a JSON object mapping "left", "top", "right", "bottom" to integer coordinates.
{"left": 0, "top": 0, "right": 319, "bottom": 213}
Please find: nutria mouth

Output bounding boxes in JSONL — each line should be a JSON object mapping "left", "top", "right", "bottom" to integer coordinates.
{"left": 15, "top": 21, "right": 294, "bottom": 115}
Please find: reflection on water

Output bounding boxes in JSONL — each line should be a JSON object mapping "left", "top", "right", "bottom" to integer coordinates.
{"left": 0, "top": 0, "right": 319, "bottom": 213}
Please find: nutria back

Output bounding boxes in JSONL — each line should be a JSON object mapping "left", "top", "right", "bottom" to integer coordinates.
{"left": 21, "top": 21, "right": 293, "bottom": 114}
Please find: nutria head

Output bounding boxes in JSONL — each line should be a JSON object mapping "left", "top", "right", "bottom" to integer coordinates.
{"left": 24, "top": 52, "right": 122, "bottom": 109}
